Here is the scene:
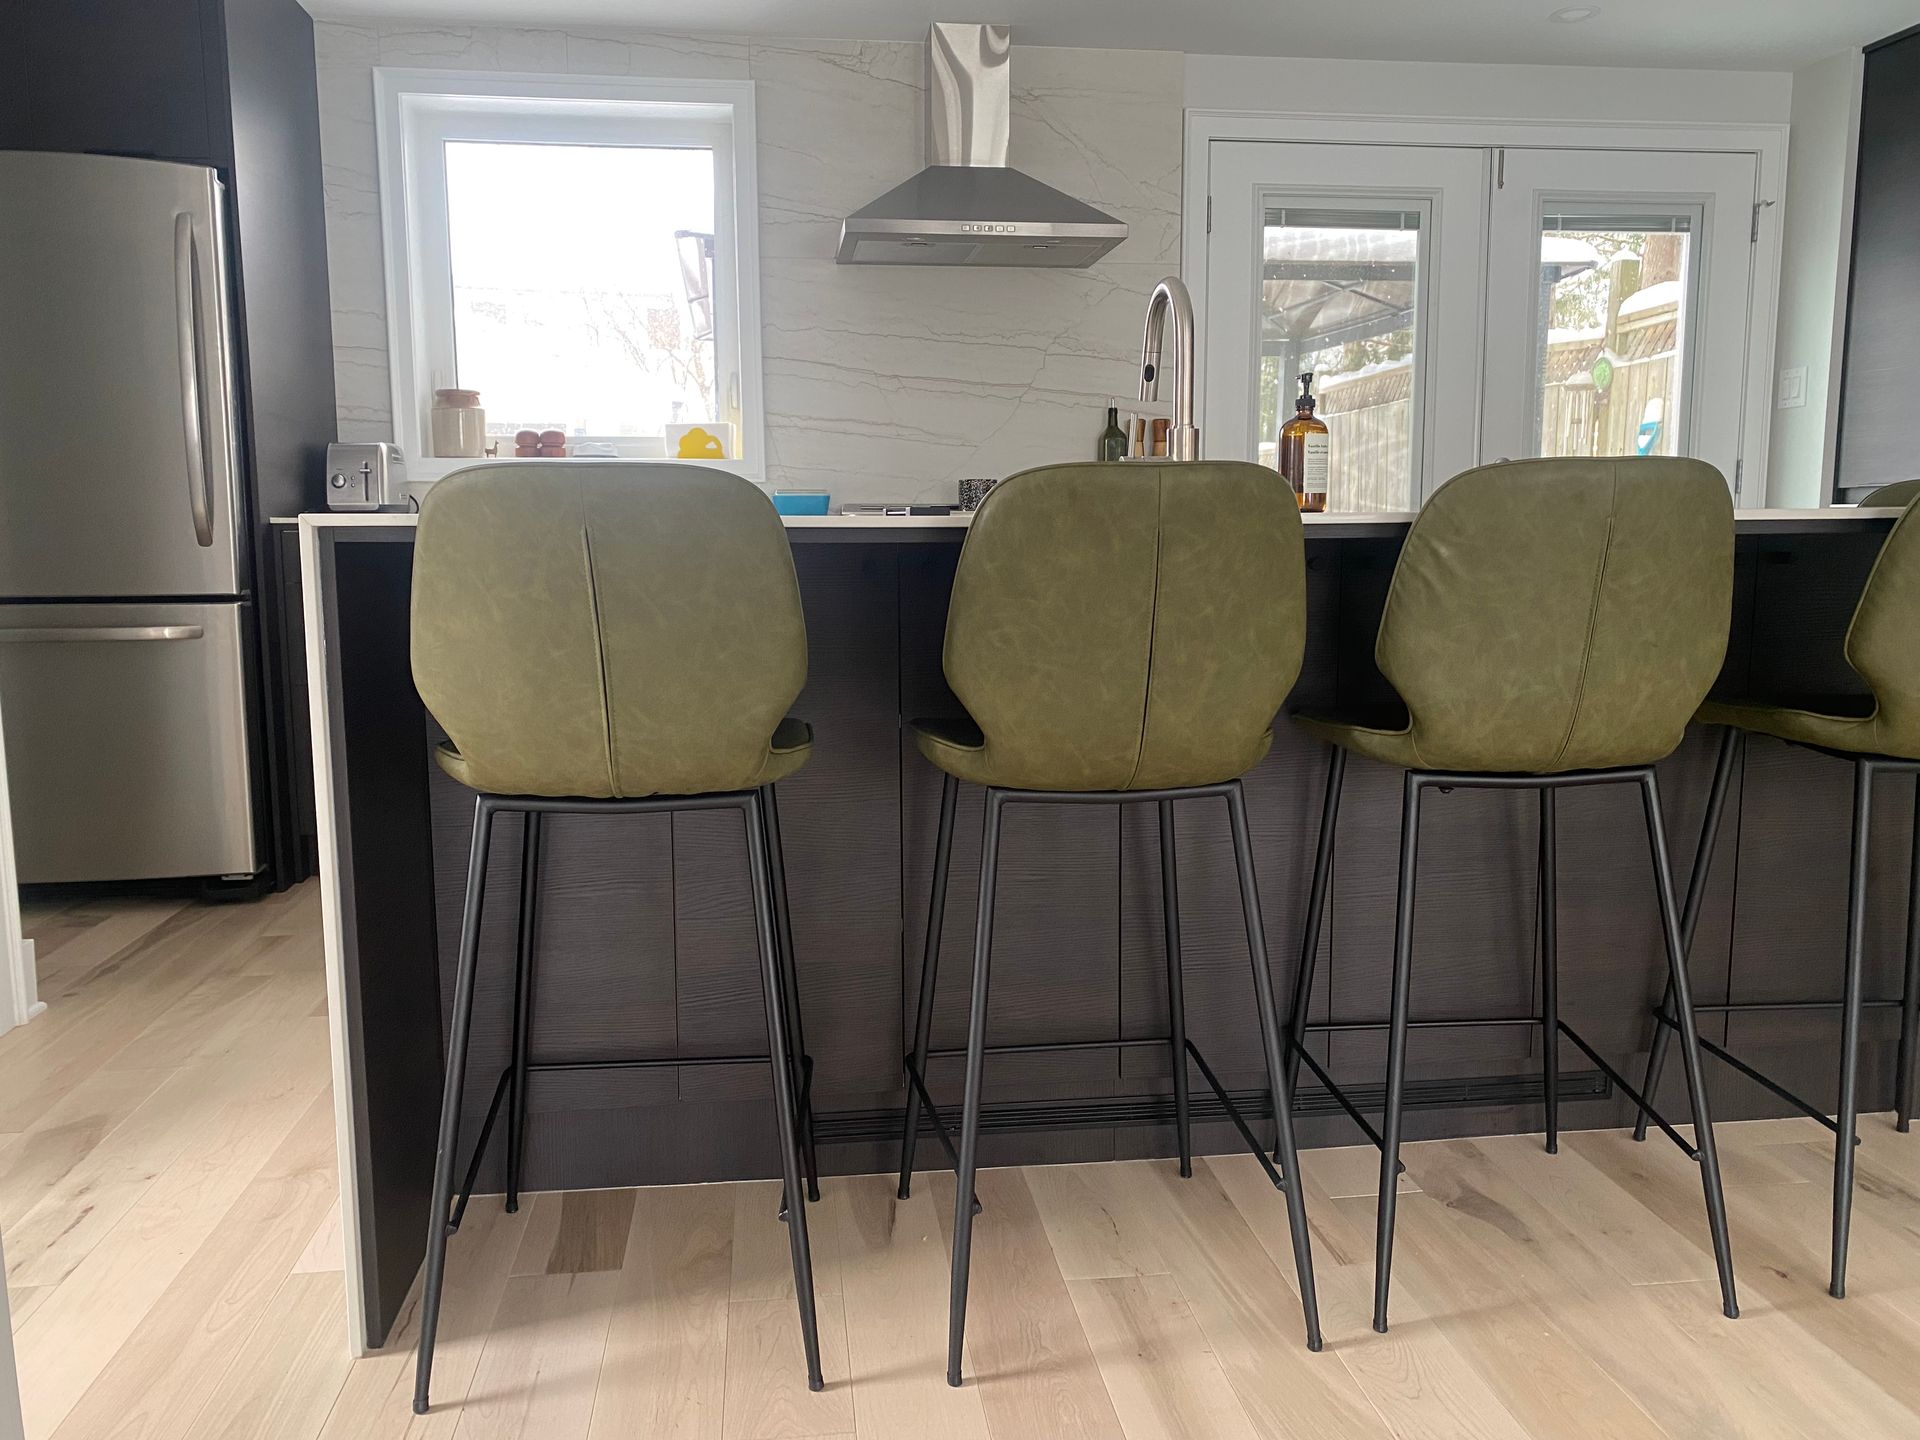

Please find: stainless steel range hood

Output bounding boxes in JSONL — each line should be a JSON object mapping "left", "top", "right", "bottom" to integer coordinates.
{"left": 836, "top": 24, "right": 1128, "bottom": 268}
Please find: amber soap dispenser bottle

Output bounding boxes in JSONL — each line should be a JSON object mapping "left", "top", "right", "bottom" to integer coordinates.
{"left": 1278, "top": 372, "right": 1330, "bottom": 513}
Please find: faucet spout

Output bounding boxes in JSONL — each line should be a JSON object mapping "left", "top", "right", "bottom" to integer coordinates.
{"left": 1139, "top": 276, "right": 1199, "bottom": 461}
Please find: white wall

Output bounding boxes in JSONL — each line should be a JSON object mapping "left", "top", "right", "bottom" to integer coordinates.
{"left": 316, "top": 23, "right": 1183, "bottom": 504}
{"left": 1767, "top": 50, "right": 1863, "bottom": 507}
{"left": 316, "top": 29, "right": 1827, "bottom": 504}
{"left": 1184, "top": 53, "right": 1791, "bottom": 125}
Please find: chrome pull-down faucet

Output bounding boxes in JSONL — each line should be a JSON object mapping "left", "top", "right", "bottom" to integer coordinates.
{"left": 1139, "top": 275, "right": 1200, "bottom": 461}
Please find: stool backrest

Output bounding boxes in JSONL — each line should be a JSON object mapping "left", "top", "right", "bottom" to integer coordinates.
{"left": 1844, "top": 498, "right": 1920, "bottom": 753}
{"left": 944, "top": 461, "right": 1305, "bottom": 791}
{"left": 411, "top": 463, "right": 806, "bottom": 798}
{"left": 1377, "top": 457, "right": 1733, "bottom": 773}
{"left": 1860, "top": 478, "right": 1920, "bottom": 509}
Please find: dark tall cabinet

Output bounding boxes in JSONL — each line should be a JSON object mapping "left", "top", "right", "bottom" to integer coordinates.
{"left": 1836, "top": 25, "right": 1920, "bottom": 498}
{"left": 2, "top": 0, "right": 335, "bottom": 886}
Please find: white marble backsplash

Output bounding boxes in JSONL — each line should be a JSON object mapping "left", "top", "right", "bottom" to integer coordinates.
{"left": 314, "top": 21, "right": 1184, "bottom": 505}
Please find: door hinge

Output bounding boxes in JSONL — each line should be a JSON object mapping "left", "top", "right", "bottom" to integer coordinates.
{"left": 1206, "top": 195, "right": 1212, "bottom": 234}
{"left": 1751, "top": 199, "right": 1774, "bottom": 243}
{"left": 1735, "top": 458, "right": 1743, "bottom": 489}
{"left": 1496, "top": 148, "right": 1506, "bottom": 190}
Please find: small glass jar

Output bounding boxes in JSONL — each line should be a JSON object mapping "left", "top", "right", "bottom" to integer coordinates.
{"left": 958, "top": 477, "right": 998, "bottom": 512}
{"left": 430, "top": 388, "right": 486, "bottom": 458}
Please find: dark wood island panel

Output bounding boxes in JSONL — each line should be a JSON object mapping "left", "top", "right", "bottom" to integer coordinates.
{"left": 301, "top": 511, "right": 1911, "bottom": 1350}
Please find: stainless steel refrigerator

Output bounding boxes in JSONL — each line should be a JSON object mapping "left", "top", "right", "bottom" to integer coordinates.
{"left": 0, "top": 151, "right": 260, "bottom": 883}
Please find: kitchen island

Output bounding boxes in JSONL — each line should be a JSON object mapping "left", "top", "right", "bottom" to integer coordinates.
{"left": 297, "top": 505, "right": 1910, "bottom": 1352}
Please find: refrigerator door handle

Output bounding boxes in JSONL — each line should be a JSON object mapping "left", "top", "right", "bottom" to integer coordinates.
{"left": 0, "top": 624, "right": 206, "bottom": 643}
{"left": 173, "top": 212, "right": 215, "bottom": 548}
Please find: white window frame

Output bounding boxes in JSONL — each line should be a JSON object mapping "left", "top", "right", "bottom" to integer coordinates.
{"left": 1204, "top": 139, "right": 1491, "bottom": 507}
{"left": 374, "top": 69, "right": 766, "bottom": 482}
{"left": 1499, "top": 191, "right": 1712, "bottom": 466}
{"left": 1251, "top": 192, "right": 1439, "bottom": 490}
{"left": 1184, "top": 110, "right": 1787, "bottom": 508}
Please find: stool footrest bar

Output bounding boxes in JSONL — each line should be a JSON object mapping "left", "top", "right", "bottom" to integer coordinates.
{"left": 903, "top": 1056, "right": 964, "bottom": 1170}
{"left": 1688, "top": 998, "right": 1904, "bottom": 1014}
{"left": 1286, "top": 1036, "right": 1390, "bottom": 1152}
{"left": 456, "top": 1048, "right": 821, "bottom": 1230}
{"left": 450, "top": 1066, "right": 514, "bottom": 1232}
{"left": 925, "top": 1035, "right": 1176, "bottom": 1059}
{"left": 527, "top": 1052, "right": 775, "bottom": 1071}
{"left": 1304, "top": 1016, "right": 1545, "bottom": 1034}
{"left": 1184, "top": 1040, "right": 1289, "bottom": 1189}
{"left": 1649, "top": 1011, "right": 1855, "bottom": 1141}
{"left": 1557, "top": 1020, "right": 1697, "bottom": 1159}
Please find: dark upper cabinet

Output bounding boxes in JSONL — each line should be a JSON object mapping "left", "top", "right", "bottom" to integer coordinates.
{"left": 4, "top": 1, "right": 227, "bottom": 165}
{"left": 1836, "top": 27, "right": 1920, "bottom": 496}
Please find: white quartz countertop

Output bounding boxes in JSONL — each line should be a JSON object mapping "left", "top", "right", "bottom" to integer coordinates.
{"left": 281, "top": 507, "right": 1904, "bottom": 532}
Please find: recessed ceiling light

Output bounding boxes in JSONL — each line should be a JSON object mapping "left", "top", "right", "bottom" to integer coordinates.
{"left": 1550, "top": 5, "right": 1599, "bottom": 20}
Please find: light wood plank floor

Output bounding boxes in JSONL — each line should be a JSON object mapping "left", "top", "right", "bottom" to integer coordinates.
{"left": 10, "top": 883, "right": 1920, "bottom": 1438}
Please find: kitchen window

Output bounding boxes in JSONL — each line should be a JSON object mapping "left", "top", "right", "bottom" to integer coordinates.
{"left": 1196, "top": 124, "right": 1781, "bottom": 506}
{"left": 375, "top": 71, "right": 763, "bottom": 478}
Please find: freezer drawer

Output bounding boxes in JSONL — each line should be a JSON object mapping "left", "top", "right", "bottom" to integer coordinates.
{"left": 0, "top": 602, "right": 259, "bottom": 882}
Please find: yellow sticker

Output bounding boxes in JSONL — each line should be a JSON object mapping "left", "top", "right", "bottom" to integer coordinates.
{"left": 674, "top": 426, "right": 727, "bottom": 460}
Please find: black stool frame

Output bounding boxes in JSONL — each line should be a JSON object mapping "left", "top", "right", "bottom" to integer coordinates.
{"left": 1634, "top": 726, "right": 1920, "bottom": 1298}
{"left": 413, "top": 785, "right": 824, "bottom": 1415}
{"left": 897, "top": 773, "right": 1323, "bottom": 1388}
{"left": 1288, "top": 750, "right": 1740, "bottom": 1333}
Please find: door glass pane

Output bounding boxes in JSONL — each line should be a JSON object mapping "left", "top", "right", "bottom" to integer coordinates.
{"left": 1534, "top": 210, "right": 1692, "bottom": 459}
{"left": 1257, "top": 205, "right": 1422, "bottom": 511}
{"left": 443, "top": 140, "right": 718, "bottom": 446}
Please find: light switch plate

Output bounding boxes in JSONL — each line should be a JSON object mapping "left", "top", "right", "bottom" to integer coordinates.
{"left": 1776, "top": 365, "right": 1808, "bottom": 410}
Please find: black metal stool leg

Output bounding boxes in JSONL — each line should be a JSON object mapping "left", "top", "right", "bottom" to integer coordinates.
{"left": 1897, "top": 778, "right": 1920, "bottom": 1135}
{"left": 505, "top": 811, "right": 542, "bottom": 1214}
{"left": 746, "top": 792, "right": 824, "bottom": 1390}
{"left": 948, "top": 789, "right": 1004, "bottom": 1388}
{"left": 762, "top": 786, "right": 820, "bottom": 1205}
{"left": 1227, "top": 782, "right": 1323, "bottom": 1351}
{"left": 413, "top": 799, "right": 495, "bottom": 1416}
{"left": 1634, "top": 726, "right": 1741, "bottom": 1142}
{"left": 1640, "top": 770, "right": 1739, "bottom": 1319}
{"left": 1540, "top": 788, "right": 1559, "bottom": 1155}
{"left": 1288, "top": 747, "right": 1345, "bottom": 1098}
{"left": 1373, "top": 771, "right": 1423, "bottom": 1333}
{"left": 900, "top": 772, "right": 959, "bottom": 1199}
{"left": 1834, "top": 760, "right": 1873, "bottom": 1298}
{"left": 1160, "top": 800, "right": 1193, "bottom": 1178}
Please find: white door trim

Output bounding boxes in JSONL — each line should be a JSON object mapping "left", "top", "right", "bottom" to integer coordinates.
{"left": 1183, "top": 110, "right": 1787, "bottom": 498}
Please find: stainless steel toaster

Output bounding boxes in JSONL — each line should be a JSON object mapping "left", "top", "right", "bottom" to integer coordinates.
{"left": 325, "top": 441, "right": 410, "bottom": 512}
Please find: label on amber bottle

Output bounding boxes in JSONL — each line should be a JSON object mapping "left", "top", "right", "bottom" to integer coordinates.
{"left": 1303, "top": 433, "right": 1329, "bottom": 496}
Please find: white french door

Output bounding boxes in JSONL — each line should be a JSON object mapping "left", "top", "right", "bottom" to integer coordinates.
{"left": 1204, "top": 142, "right": 1486, "bottom": 511}
{"left": 1202, "top": 138, "right": 1764, "bottom": 505}
{"left": 1480, "top": 147, "right": 1759, "bottom": 484}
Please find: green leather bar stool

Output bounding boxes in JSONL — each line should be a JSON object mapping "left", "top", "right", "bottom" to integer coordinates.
{"left": 1859, "top": 478, "right": 1920, "bottom": 508}
{"left": 1635, "top": 482, "right": 1920, "bottom": 1299}
{"left": 408, "top": 463, "right": 824, "bottom": 1412}
{"left": 1286, "top": 457, "right": 1741, "bottom": 1333}
{"left": 896, "top": 460, "right": 1323, "bottom": 1385}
